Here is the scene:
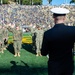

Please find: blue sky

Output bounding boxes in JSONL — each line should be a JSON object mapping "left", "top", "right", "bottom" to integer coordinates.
{"left": 43, "top": 0, "right": 71, "bottom": 5}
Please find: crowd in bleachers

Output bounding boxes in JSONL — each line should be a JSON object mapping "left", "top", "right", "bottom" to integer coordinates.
{"left": 0, "top": 4, "right": 75, "bottom": 27}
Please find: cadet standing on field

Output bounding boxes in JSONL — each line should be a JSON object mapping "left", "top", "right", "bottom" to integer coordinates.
{"left": 0, "top": 25, "right": 4, "bottom": 53}
{"left": 30, "top": 23, "right": 36, "bottom": 50}
{"left": 35, "top": 25, "right": 44, "bottom": 56}
{"left": 3, "top": 25, "right": 8, "bottom": 50}
{"left": 7, "top": 23, "right": 22, "bottom": 57}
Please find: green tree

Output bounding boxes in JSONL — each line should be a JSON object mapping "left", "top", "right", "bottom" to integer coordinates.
{"left": 0, "top": 0, "right": 3, "bottom": 4}
{"left": 0, "top": 0, "right": 8, "bottom": 4}
{"left": 30, "top": 0, "right": 33, "bottom": 5}
{"left": 0, "top": 0, "right": 42, "bottom": 5}
{"left": 22, "top": 0, "right": 30, "bottom": 5}
{"left": 22, "top": 0, "right": 42, "bottom": 5}
{"left": 3, "top": 0, "right": 8, "bottom": 4}
{"left": 33, "top": 0, "right": 42, "bottom": 5}
{"left": 70, "top": 0, "right": 75, "bottom": 3}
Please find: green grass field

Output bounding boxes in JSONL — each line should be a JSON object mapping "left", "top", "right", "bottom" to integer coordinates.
{"left": 0, "top": 45, "right": 75, "bottom": 75}
{"left": 0, "top": 32, "right": 48, "bottom": 75}
{"left": 0, "top": 32, "right": 75, "bottom": 75}
{"left": 0, "top": 44, "right": 48, "bottom": 75}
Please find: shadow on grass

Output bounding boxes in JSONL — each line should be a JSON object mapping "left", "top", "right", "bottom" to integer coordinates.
{"left": 6, "top": 43, "right": 14, "bottom": 55}
{"left": 0, "top": 61, "right": 48, "bottom": 75}
{"left": 22, "top": 43, "right": 36, "bottom": 54}
{"left": 0, "top": 62, "right": 75, "bottom": 75}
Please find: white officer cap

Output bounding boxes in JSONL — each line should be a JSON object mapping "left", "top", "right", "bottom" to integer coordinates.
{"left": 50, "top": 7, "right": 69, "bottom": 14}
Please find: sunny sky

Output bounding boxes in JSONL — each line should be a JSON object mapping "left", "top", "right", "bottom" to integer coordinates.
{"left": 43, "top": 0, "right": 71, "bottom": 5}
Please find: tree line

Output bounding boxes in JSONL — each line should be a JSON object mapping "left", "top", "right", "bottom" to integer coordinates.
{"left": 0, "top": 0, "right": 75, "bottom": 5}
{"left": 0, "top": 0, "right": 51, "bottom": 5}
{"left": 0, "top": 0, "right": 42, "bottom": 5}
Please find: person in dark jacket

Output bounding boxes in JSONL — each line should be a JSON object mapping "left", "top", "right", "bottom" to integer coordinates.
{"left": 41, "top": 7, "right": 74, "bottom": 75}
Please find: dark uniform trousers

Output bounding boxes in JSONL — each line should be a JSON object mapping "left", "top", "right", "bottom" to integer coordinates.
{"left": 13, "top": 40, "right": 22, "bottom": 54}
{"left": 48, "top": 60, "right": 74, "bottom": 75}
